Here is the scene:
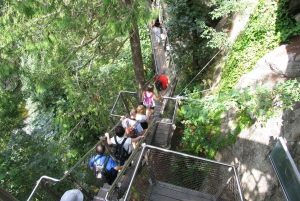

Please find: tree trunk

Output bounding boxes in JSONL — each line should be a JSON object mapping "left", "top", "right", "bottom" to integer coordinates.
{"left": 129, "top": 26, "right": 145, "bottom": 94}
{"left": 124, "top": 0, "right": 145, "bottom": 94}
{"left": 192, "top": 29, "right": 200, "bottom": 69}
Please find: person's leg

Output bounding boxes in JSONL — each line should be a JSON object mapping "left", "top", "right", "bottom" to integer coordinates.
{"left": 119, "top": 159, "right": 125, "bottom": 166}
{"left": 98, "top": 177, "right": 107, "bottom": 187}
{"left": 151, "top": 107, "right": 155, "bottom": 114}
{"left": 146, "top": 108, "right": 151, "bottom": 121}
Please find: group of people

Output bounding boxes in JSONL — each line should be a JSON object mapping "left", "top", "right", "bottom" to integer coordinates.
{"left": 83, "top": 70, "right": 169, "bottom": 197}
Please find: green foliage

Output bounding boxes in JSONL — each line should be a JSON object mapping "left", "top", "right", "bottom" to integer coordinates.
{"left": 275, "top": 0, "right": 300, "bottom": 41}
{"left": 0, "top": 131, "right": 70, "bottom": 199}
{"left": 209, "top": 0, "right": 248, "bottom": 20}
{"left": 218, "top": 0, "right": 299, "bottom": 92}
{"left": 166, "top": 0, "right": 246, "bottom": 94}
{"left": 0, "top": 68, "right": 24, "bottom": 150}
{"left": 0, "top": 0, "right": 154, "bottom": 199}
{"left": 179, "top": 79, "right": 300, "bottom": 158}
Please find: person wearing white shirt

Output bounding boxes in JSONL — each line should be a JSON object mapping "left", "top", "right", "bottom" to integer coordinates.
{"left": 121, "top": 109, "right": 145, "bottom": 136}
{"left": 136, "top": 105, "right": 148, "bottom": 129}
{"left": 105, "top": 126, "right": 144, "bottom": 166}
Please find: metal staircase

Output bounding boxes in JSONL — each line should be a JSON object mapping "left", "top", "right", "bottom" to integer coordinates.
{"left": 27, "top": 1, "right": 244, "bottom": 201}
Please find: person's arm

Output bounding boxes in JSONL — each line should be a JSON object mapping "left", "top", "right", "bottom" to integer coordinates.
{"left": 89, "top": 157, "right": 95, "bottom": 171}
{"left": 131, "top": 136, "right": 145, "bottom": 142}
{"left": 136, "top": 123, "right": 143, "bottom": 133}
{"left": 143, "top": 114, "right": 148, "bottom": 123}
{"left": 153, "top": 93, "right": 161, "bottom": 100}
{"left": 105, "top": 133, "right": 112, "bottom": 145}
{"left": 114, "top": 165, "right": 123, "bottom": 171}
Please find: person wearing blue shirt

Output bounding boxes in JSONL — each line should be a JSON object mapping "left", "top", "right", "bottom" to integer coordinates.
{"left": 89, "top": 144, "right": 122, "bottom": 185}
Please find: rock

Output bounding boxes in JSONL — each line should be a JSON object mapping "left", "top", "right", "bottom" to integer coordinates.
{"left": 236, "top": 39, "right": 300, "bottom": 90}
{"left": 216, "top": 38, "right": 300, "bottom": 201}
{"left": 295, "top": 13, "right": 300, "bottom": 22}
{"left": 266, "top": 42, "right": 300, "bottom": 78}
{"left": 289, "top": 0, "right": 300, "bottom": 16}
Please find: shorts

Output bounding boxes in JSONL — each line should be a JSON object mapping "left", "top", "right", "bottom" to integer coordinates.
{"left": 156, "top": 87, "right": 166, "bottom": 92}
{"left": 143, "top": 104, "right": 154, "bottom": 110}
{"left": 140, "top": 102, "right": 155, "bottom": 110}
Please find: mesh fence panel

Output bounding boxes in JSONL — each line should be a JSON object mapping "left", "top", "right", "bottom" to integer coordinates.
{"left": 125, "top": 146, "right": 243, "bottom": 201}
{"left": 28, "top": 140, "right": 113, "bottom": 201}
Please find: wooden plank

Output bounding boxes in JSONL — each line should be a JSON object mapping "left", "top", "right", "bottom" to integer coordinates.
{"left": 149, "top": 193, "right": 181, "bottom": 201}
{"left": 149, "top": 185, "right": 210, "bottom": 201}
{"left": 154, "top": 137, "right": 168, "bottom": 141}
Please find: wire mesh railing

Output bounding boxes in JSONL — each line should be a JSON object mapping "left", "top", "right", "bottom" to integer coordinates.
{"left": 27, "top": 121, "right": 125, "bottom": 201}
{"left": 105, "top": 119, "right": 157, "bottom": 201}
{"left": 27, "top": 118, "right": 157, "bottom": 201}
{"left": 120, "top": 145, "right": 244, "bottom": 201}
{"left": 27, "top": 137, "right": 106, "bottom": 201}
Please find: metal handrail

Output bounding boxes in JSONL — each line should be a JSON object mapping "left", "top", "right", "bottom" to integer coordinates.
{"left": 123, "top": 144, "right": 244, "bottom": 201}
{"left": 109, "top": 90, "right": 139, "bottom": 124}
{"left": 27, "top": 121, "right": 121, "bottom": 201}
{"left": 148, "top": 25, "right": 159, "bottom": 74}
{"left": 105, "top": 118, "right": 157, "bottom": 200}
{"left": 158, "top": 0, "right": 177, "bottom": 77}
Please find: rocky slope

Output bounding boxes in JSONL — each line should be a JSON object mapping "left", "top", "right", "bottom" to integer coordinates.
{"left": 215, "top": 37, "right": 300, "bottom": 201}
{"left": 213, "top": 3, "right": 300, "bottom": 201}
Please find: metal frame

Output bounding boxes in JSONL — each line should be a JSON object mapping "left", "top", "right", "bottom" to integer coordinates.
{"left": 105, "top": 119, "right": 157, "bottom": 200}
{"left": 122, "top": 144, "right": 244, "bottom": 201}
{"left": 27, "top": 123, "right": 120, "bottom": 201}
{"left": 148, "top": 25, "right": 159, "bottom": 74}
{"left": 269, "top": 137, "right": 300, "bottom": 201}
{"left": 109, "top": 90, "right": 139, "bottom": 124}
{"left": 156, "top": 95, "right": 179, "bottom": 125}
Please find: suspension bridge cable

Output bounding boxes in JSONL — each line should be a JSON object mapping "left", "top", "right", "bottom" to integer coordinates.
{"left": 177, "top": 44, "right": 226, "bottom": 96}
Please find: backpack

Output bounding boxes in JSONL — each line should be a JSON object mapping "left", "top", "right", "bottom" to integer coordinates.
{"left": 125, "top": 119, "right": 138, "bottom": 138}
{"left": 155, "top": 76, "right": 163, "bottom": 91}
{"left": 114, "top": 136, "right": 129, "bottom": 161}
{"left": 93, "top": 155, "right": 110, "bottom": 182}
{"left": 143, "top": 91, "right": 154, "bottom": 108}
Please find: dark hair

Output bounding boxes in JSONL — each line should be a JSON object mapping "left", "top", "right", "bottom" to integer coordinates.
{"left": 115, "top": 126, "right": 125, "bottom": 137}
{"left": 96, "top": 144, "right": 105, "bottom": 155}
{"left": 130, "top": 108, "right": 137, "bottom": 116}
{"left": 147, "top": 84, "right": 154, "bottom": 92}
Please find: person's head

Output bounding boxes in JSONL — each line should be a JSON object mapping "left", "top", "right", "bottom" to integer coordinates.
{"left": 137, "top": 105, "right": 145, "bottom": 115}
{"left": 96, "top": 144, "right": 105, "bottom": 155}
{"left": 115, "top": 126, "right": 125, "bottom": 137}
{"left": 60, "top": 189, "right": 83, "bottom": 201}
{"left": 161, "top": 69, "right": 165, "bottom": 74}
{"left": 130, "top": 108, "right": 137, "bottom": 117}
{"left": 146, "top": 84, "right": 154, "bottom": 92}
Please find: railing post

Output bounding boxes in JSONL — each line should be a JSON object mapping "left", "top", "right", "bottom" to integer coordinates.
{"left": 110, "top": 116, "right": 115, "bottom": 125}
{"left": 120, "top": 93, "right": 130, "bottom": 115}
{"left": 67, "top": 174, "right": 94, "bottom": 200}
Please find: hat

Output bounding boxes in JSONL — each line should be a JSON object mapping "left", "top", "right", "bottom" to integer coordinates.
{"left": 60, "top": 189, "right": 84, "bottom": 201}
{"left": 161, "top": 69, "right": 166, "bottom": 74}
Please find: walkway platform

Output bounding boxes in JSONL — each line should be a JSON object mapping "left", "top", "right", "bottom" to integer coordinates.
{"left": 146, "top": 182, "right": 213, "bottom": 201}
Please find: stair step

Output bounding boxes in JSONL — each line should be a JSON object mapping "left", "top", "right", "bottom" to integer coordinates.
{"left": 94, "top": 175, "right": 130, "bottom": 201}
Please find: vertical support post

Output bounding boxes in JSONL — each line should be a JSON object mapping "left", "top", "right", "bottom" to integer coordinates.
{"left": 135, "top": 93, "right": 140, "bottom": 105}
{"left": 67, "top": 174, "right": 94, "bottom": 200}
{"left": 110, "top": 116, "right": 115, "bottom": 125}
{"left": 148, "top": 165, "right": 157, "bottom": 185}
{"left": 120, "top": 93, "right": 130, "bottom": 115}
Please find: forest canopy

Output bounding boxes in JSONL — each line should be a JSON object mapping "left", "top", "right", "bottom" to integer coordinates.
{"left": 1, "top": 0, "right": 300, "bottom": 200}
